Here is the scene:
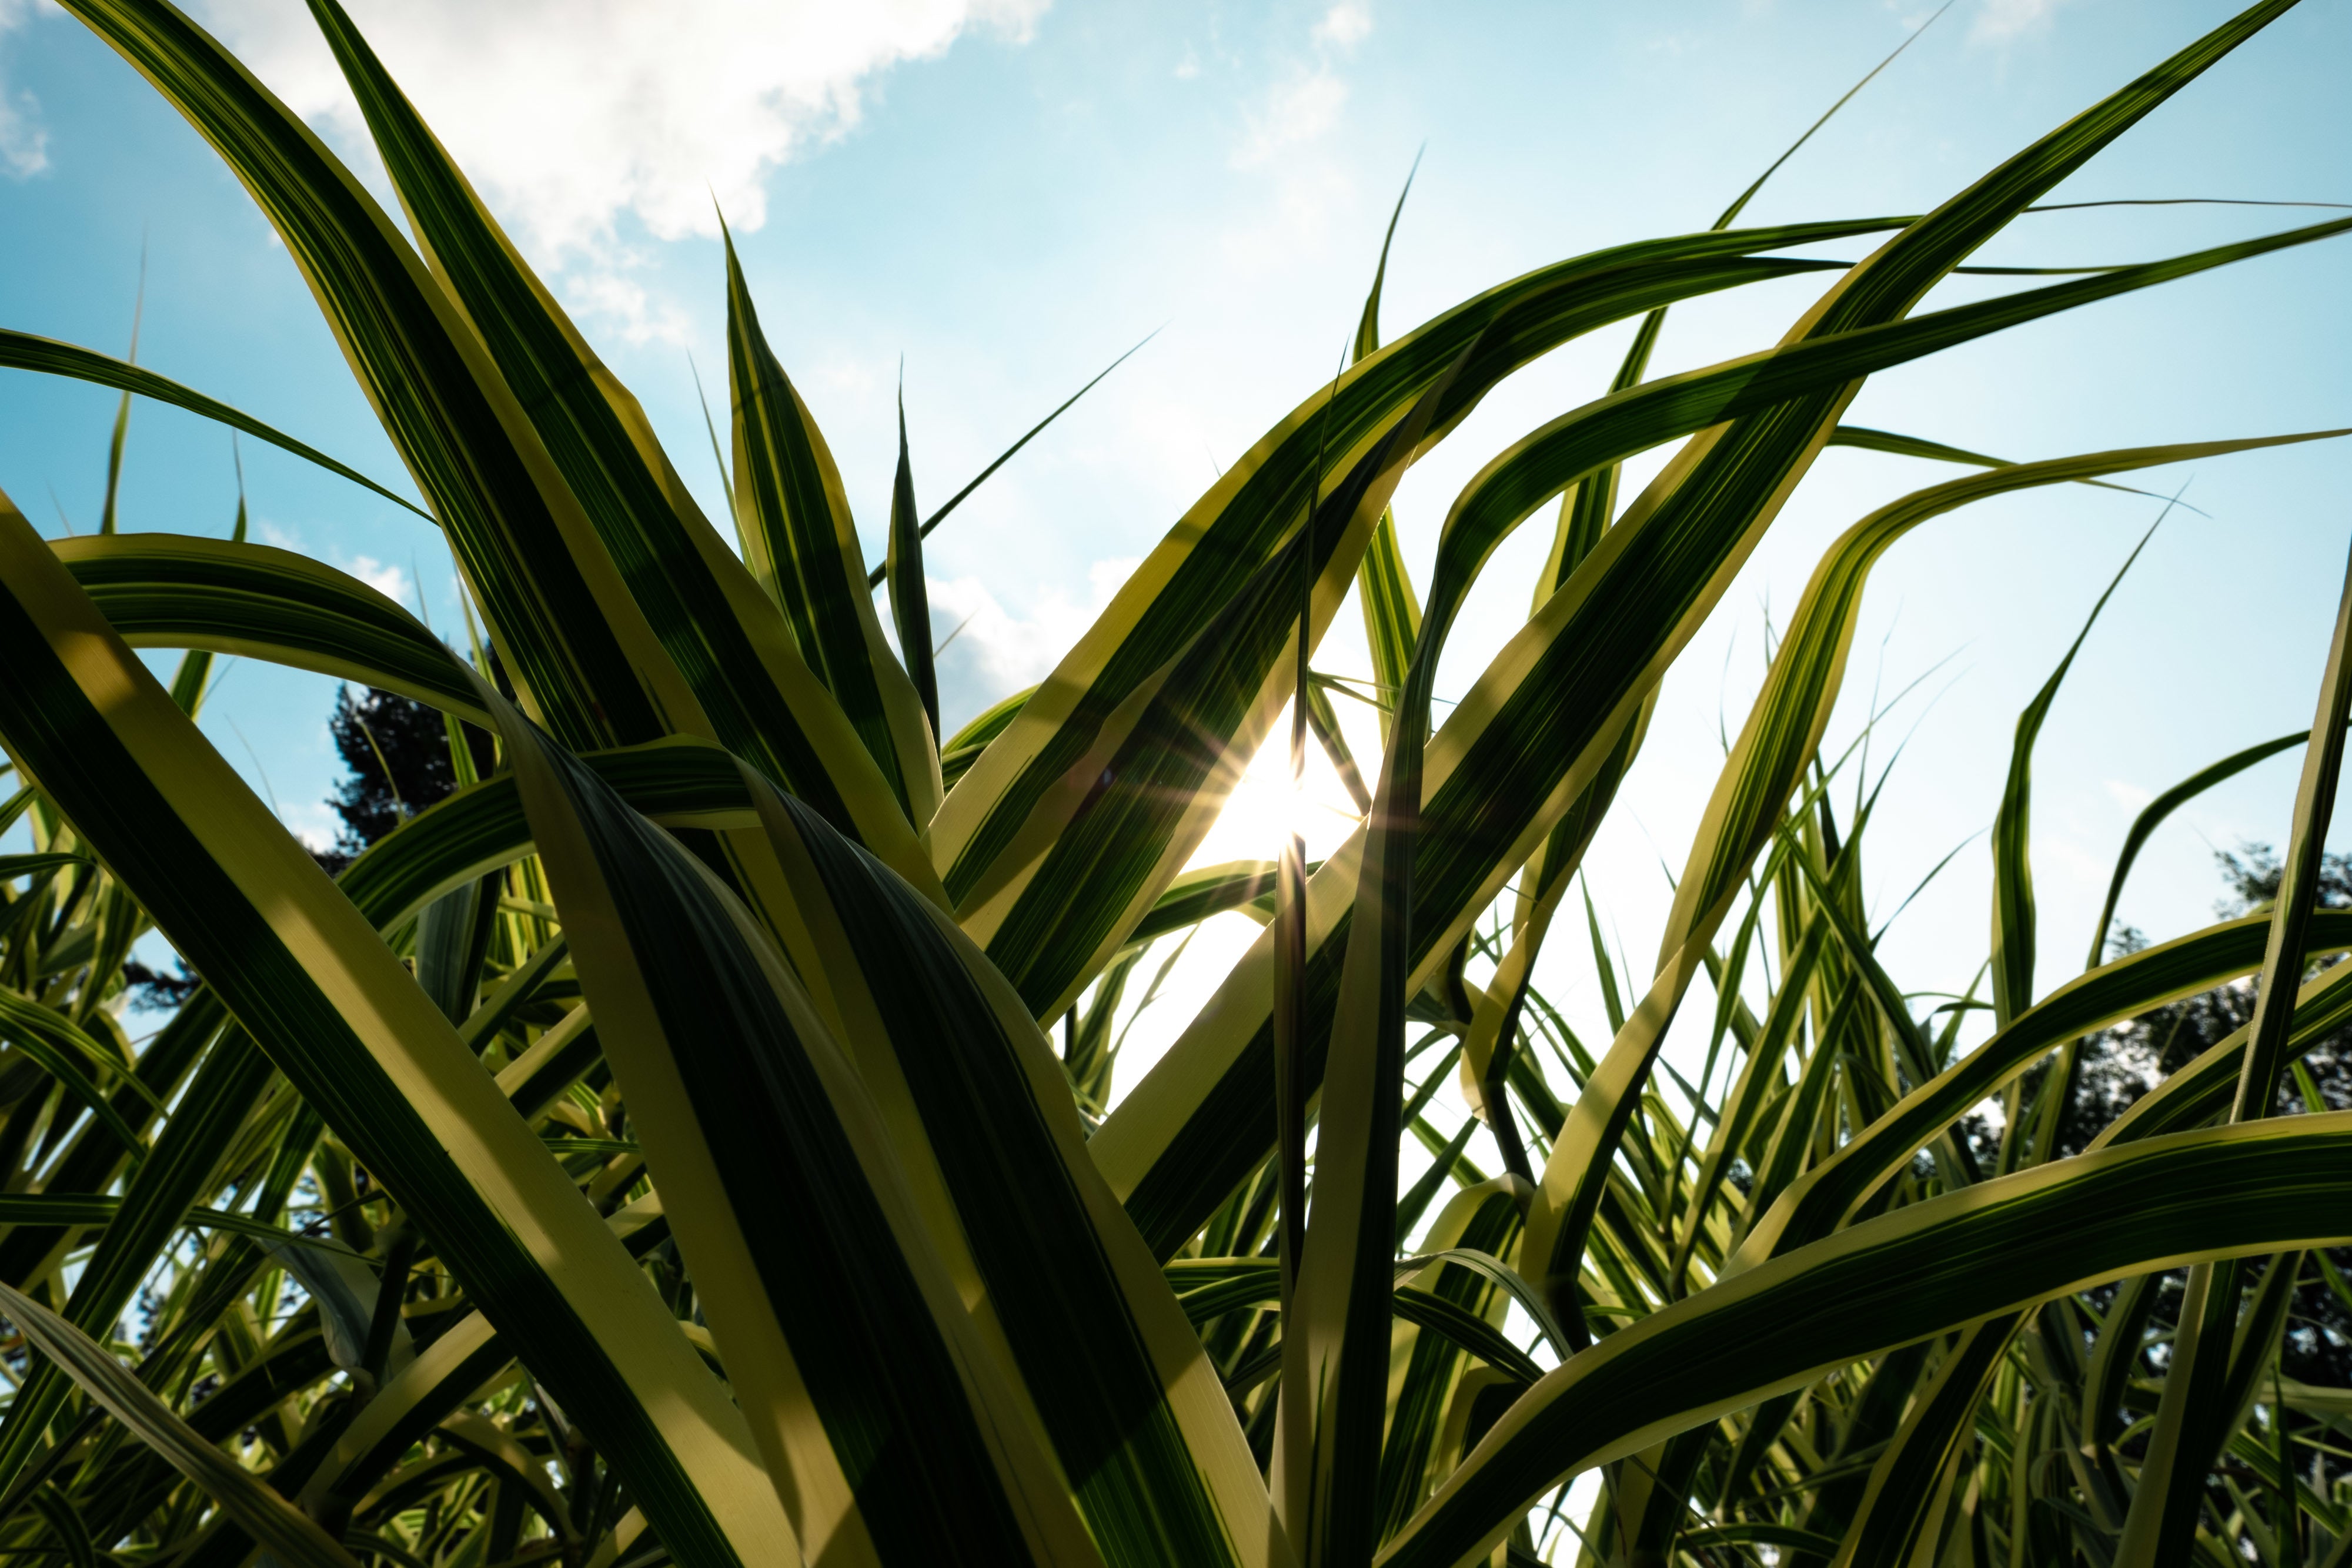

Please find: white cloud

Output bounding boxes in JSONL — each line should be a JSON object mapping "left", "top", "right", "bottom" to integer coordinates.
{"left": 0, "top": 86, "right": 45, "bottom": 178}
{"left": 190, "top": 0, "right": 1048, "bottom": 262}
{"left": 340, "top": 553, "right": 409, "bottom": 604}
{"left": 1231, "top": 4, "right": 1368, "bottom": 169}
{"left": 1312, "top": 3, "right": 1372, "bottom": 50}
{"left": 563, "top": 263, "right": 693, "bottom": 348}
{"left": 256, "top": 519, "right": 413, "bottom": 604}
{"left": 1970, "top": 0, "right": 2069, "bottom": 44}
{"left": 0, "top": 0, "right": 51, "bottom": 178}
{"left": 2105, "top": 777, "right": 2154, "bottom": 814}
{"left": 927, "top": 556, "right": 1137, "bottom": 729}
{"left": 1233, "top": 69, "right": 1347, "bottom": 168}
{"left": 277, "top": 797, "right": 339, "bottom": 854}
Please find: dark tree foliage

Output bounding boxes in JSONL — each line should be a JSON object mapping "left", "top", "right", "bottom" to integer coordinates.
{"left": 314, "top": 685, "right": 494, "bottom": 875}
{"left": 120, "top": 957, "right": 199, "bottom": 1008}
{"left": 2059, "top": 841, "right": 2352, "bottom": 1158}
{"left": 124, "top": 684, "right": 489, "bottom": 1008}
{"left": 2058, "top": 841, "right": 2352, "bottom": 1392}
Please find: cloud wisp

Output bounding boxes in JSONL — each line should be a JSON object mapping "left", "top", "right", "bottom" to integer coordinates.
{"left": 0, "top": 0, "right": 51, "bottom": 178}
{"left": 927, "top": 557, "right": 1138, "bottom": 730}
{"left": 1232, "top": 2, "right": 1370, "bottom": 168}
{"left": 1970, "top": 0, "right": 2072, "bottom": 45}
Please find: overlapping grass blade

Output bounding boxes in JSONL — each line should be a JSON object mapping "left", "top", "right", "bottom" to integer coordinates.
{"left": 1098, "top": 215, "right": 2351, "bottom": 1258}
{"left": 1381, "top": 1111, "right": 2352, "bottom": 1568}
{"left": 729, "top": 770, "right": 1284, "bottom": 1567}
{"left": 0, "top": 493, "right": 794, "bottom": 1568}
{"left": 930, "top": 218, "right": 1905, "bottom": 906}
{"left": 0, "top": 327, "right": 427, "bottom": 518}
{"left": 57, "top": 533, "right": 490, "bottom": 723}
{"left": 1375, "top": 1179, "right": 1527, "bottom": 1544}
{"left": 1515, "top": 436, "right": 2330, "bottom": 1317}
{"left": 0, "top": 1278, "right": 362, "bottom": 1568}
{"left": 56, "top": 0, "right": 696, "bottom": 753}
{"left": 303, "top": 0, "right": 926, "bottom": 857}
{"left": 1732, "top": 906, "right": 2352, "bottom": 1265}
{"left": 973, "top": 346, "right": 1462, "bottom": 1022}
{"left": 1826, "top": 1315, "right": 2020, "bottom": 1568}
{"left": 492, "top": 693, "right": 1103, "bottom": 1567}
{"left": 724, "top": 234, "right": 942, "bottom": 824}
{"left": 0, "top": 1030, "right": 272, "bottom": 1495}
{"left": 4, "top": 3, "right": 2334, "bottom": 1560}
{"left": 2093, "top": 955, "right": 2352, "bottom": 1150}
{"left": 2118, "top": 527, "right": 2352, "bottom": 1568}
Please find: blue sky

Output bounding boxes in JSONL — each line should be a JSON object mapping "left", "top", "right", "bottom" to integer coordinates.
{"left": 1, "top": 0, "right": 2348, "bottom": 1080}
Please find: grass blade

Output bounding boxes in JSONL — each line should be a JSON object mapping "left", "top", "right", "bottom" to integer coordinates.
{"left": 2118, "top": 520, "right": 2352, "bottom": 1567}
{"left": 0, "top": 327, "right": 428, "bottom": 519}
{"left": 306, "top": 0, "right": 925, "bottom": 855}
{"left": 1383, "top": 1111, "right": 2352, "bottom": 1568}
{"left": 58, "top": 0, "right": 691, "bottom": 753}
{"left": 0, "top": 1278, "right": 362, "bottom": 1568}
{"left": 493, "top": 688, "right": 1105, "bottom": 1567}
{"left": 0, "top": 490, "right": 794, "bottom": 1568}
{"left": 725, "top": 232, "right": 941, "bottom": 824}
{"left": 1991, "top": 514, "right": 2165, "bottom": 1036}
{"left": 888, "top": 388, "right": 939, "bottom": 739}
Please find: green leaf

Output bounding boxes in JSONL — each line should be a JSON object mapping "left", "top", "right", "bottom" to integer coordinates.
{"left": 0, "top": 1276, "right": 364, "bottom": 1568}
{"left": 931, "top": 218, "right": 1901, "bottom": 910}
{"left": 0, "top": 1029, "right": 272, "bottom": 1497}
{"left": 1394, "top": 1121, "right": 1478, "bottom": 1251}
{"left": 941, "top": 684, "right": 1033, "bottom": 791}
{"left": 887, "top": 389, "right": 939, "bottom": 740}
{"left": 57, "top": 0, "right": 694, "bottom": 754}
{"left": 297, "top": 1195, "right": 675, "bottom": 1528}
{"left": 2093, "top": 951, "right": 2352, "bottom": 1151}
{"left": 1381, "top": 1110, "right": 2352, "bottom": 1568}
{"left": 1128, "top": 860, "right": 1279, "bottom": 948}
{"left": 0, "top": 988, "right": 163, "bottom": 1149}
{"left": 0, "top": 852, "right": 88, "bottom": 878}
{"left": 1736, "top": 907, "right": 2352, "bottom": 1267}
{"left": 1253, "top": 352, "right": 1489, "bottom": 1568}
{"left": 866, "top": 335, "right": 1157, "bottom": 587}
{"left": 1377, "top": 1179, "right": 1529, "bottom": 1543}
{"left": 725, "top": 230, "right": 941, "bottom": 824}
{"left": 28, "top": 1482, "right": 98, "bottom": 1568}
{"left": 1350, "top": 155, "right": 1426, "bottom": 738}
{"left": 1825, "top": 1313, "right": 2020, "bottom": 1568}
{"left": 1522, "top": 435, "right": 2328, "bottom": 1320}
{"left": 0, "top": 326, "right": 429, "bottom": 519}
{"left": 973, "top": 346, "right": 1464, "bottom": 1023}
{"left": 1991, "top": 517, "right": 2163, "bottom": 1035}
{"left": 2086, "top": 730, "right": 2304, "bottom": 969}
{"left": 303, "top": 0, "right": 924, "bottom": 858}
{"left": 1102, "top": 229, "right": 2352, "bottom": 1256}
{"left": 731, "top": 767, "right": 1279, "bottom": 1568}
{"left": 2119, "top": 486, "right": 2352, "bottom": 1568}
{"left": 0, "top": 489, "right": 795, "bottom": 1568}
{"left": 59, "top": 531, "right": 492, "bottom": 723}
{"left": 492, "top": 688, "right": 1104, "bottom": 1567}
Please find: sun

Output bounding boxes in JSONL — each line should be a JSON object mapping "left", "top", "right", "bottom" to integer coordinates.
{"left": 1184, "top": 697, "right": 1374, "bottom": 871}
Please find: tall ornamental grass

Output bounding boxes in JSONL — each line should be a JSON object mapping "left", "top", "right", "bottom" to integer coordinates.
{"left": 0, "top": 2, "right": 2347, "bottom": 1564}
